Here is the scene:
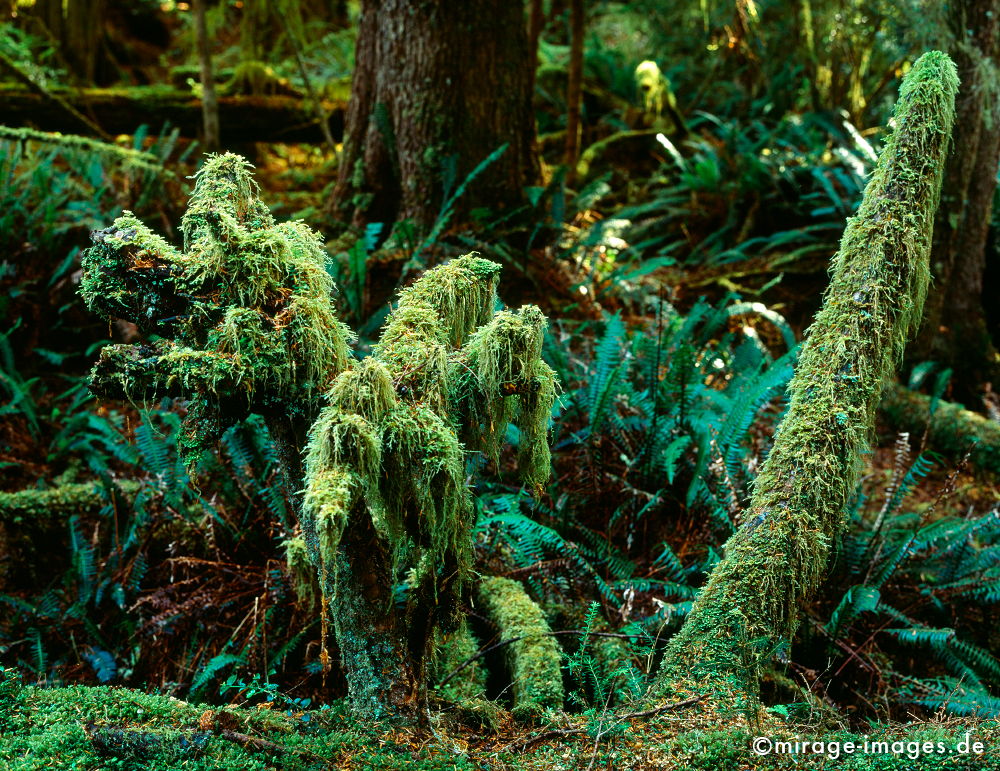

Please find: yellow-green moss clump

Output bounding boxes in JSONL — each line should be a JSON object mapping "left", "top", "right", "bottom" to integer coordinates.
{"left": 80, "top": 152, "right": 354, "bottom": 463}
{"left": 476, "top": 576, "right": 564, "bottom": 718}
{"left": 656, "top": 51, "right": 959, "bottom": 693}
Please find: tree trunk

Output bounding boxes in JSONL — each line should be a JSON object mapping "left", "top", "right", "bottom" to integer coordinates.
{"left": 327, "top": 509, "right": 421, "bottom": 717}
{"left": 192, "top": 0, "right": 220, "bottom": 152}
{"left": 912, "top": 0, "right": 1000, "bottom": 406}
{"left": 654, "top": 52, "right": 957, "bottom": 695}
{"left": 330, "top": 0, "right": 540, "bottom": 229}
{"left": 563, "top": 0, "right": 584, "bottom": 177}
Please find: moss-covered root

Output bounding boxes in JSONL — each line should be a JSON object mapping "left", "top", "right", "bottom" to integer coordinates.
{"left": 476, "top": 576, "right": 563, "bottom": 719}
{"left": 430, "top": 620, "right": 489, "bottom": 703}
{"left": 655, "top": 51, "right": 958, "bottom": 692}
{"left": 881, "top": 383, "right": 1000, "bottom": 474}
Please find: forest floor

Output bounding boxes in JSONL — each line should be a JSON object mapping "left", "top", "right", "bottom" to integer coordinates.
{"left": 3, "top": 674, "right": 1000, "bottom": 770}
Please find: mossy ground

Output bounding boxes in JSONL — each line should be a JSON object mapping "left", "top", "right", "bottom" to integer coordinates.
{"left": 4, "top": 676, "right": 1000, "bottom": 770}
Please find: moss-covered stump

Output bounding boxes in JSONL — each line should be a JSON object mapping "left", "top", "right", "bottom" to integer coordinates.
{"left": 654, "top": 51, "right": 958, "bottom": 693}
{"left": 880, "top": 383, "right": 1000, "bottom": 474}
{"left": 80, "top": 154, "right": 559, "bottom": 721}
{"left": 476, "top": 576, "right": 564, "bottom": 719}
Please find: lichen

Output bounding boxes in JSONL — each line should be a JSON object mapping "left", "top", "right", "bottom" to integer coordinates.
{"left": 655, "top": 51, "right": 959, "bottom": 691}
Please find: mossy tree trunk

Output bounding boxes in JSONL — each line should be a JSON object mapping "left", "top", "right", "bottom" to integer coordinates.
{"left": 329, "top": 0, "right": 540, "bottom": 228}
{"left": 912, "top": 0, "right": 1000, "bottom": 406}
{"left": 654, "top": 52, "right": 958, "bottom": 695}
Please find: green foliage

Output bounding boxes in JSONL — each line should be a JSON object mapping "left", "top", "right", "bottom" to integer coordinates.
{"left": 810, "top": 439, "right": 1000, "bottom": 718}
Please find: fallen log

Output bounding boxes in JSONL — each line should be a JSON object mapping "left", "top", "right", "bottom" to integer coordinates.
{"left": 880, "top": 383, "right": 1000, "bottom": 474}
{"left": 0, "top": 85, "right": 346, "bottom": 144}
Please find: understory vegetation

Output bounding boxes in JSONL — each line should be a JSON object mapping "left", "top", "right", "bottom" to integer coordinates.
{"left": 1, "top": 0, "right": 999, "bottom": 768}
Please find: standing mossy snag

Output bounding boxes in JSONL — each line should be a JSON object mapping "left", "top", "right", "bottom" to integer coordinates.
{"left": 654, "top": 51, "right": 958, "bottom": 694}
{"left": 80, "top": 165, "right": 559, "bottom": 720}
{"left": 301, "top": 256, "right": 558, "bottom": 718}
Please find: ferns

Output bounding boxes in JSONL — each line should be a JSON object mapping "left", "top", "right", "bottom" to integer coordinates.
{"left": 815, "top": 444, "right": 1000, "bottom": 718}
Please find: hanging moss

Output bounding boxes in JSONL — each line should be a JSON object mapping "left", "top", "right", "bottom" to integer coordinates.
{"left": 372, "top": 302, "right": 451, "bottom": 411}
{"left": 80, "top": 152, "right": 354, "bottom": 465}
{"left": 298, "top": 264, "right": 557, "bottom": 716}
{"left": 395, "top": 255, "right": 502, "bottom": 348}
{"left": 283, "top": 534, "right": 319, "bottom": 611}
{"left": 455, "top": 305, "right": 558, "bottom": 489}
{"left": 476, "top": 576, "right": 564, "bottom": 718}
{"left": 655, "top": 51, "right": 959, "bottom": 692}
{"left": 325, "top": 358, "right": 397, "bottom": 421}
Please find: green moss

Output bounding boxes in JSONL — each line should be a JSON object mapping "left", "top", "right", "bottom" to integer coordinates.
{"left": 82, "top": 161, "right": 559, "bottom": 718}
{"left": 456, "top": 305, "right": 558, "bottom": 489}
{"left": 476, "top": 576, "right": 564, "bottom": 718}
{"left": 431, "top": 621, "right": 488, "bottom": 703}
{"left": 379, "top": 404, "right": 472, "bottom": 588}
{"left": 395, "top": 255, "right": 501, "bottom": 348}
{"left": 656, "top": 51, "right": 959, "bottom": 691}
{"left": 325, "top": 358, "right": 397, "bottom": 421}
{"left": 283, "top": 533, "right": 319, "bottom": 611}
{"left": 81, "top": 153, "right": 353, "bottom": 459}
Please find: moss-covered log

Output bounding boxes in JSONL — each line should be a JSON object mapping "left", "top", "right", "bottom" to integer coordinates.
{"left": 0, "top": 85, "right": 345, "bottom": 144}
{"left": 654, "top": 51, "right": 958, "bottom": 693}
{"left": 0, "top": 480, "right": 139, "bottom": 524}
{"left": 880, "top": 383, "right": 1000, "bottom": 474}
{"left": 476, "top": 576, "right": 564, "bottom": 718}
{"left": 0, "top": 480, "right": 141, "bottom": 592}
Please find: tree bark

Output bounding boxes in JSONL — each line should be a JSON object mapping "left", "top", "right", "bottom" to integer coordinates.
{"left": 563, "top": 0, "right": 584, "bottom": 176}
{"left": 192, "top": 0, "right": 220, "bottom": 152}
{"left": 329, "top": 0, "right": 540, "bottom": 229}
{"left": 912, "top": 0, "right": 1000, "bottom": 406}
